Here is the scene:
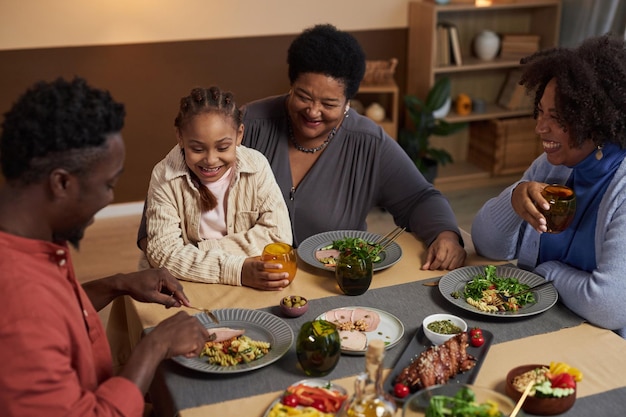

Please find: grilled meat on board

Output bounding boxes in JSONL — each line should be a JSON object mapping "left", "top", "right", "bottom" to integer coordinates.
{"left": 394, "top": 332, "right": 476, "bottom": 391}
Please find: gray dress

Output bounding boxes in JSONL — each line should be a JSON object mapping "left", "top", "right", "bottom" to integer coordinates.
{"left": 242, "top": 94, "right": 462, "bottom": 247}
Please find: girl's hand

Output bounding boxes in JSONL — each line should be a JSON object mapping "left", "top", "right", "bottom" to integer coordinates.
{"left": 241, "top": 257, "right": 291, "bottom": 291}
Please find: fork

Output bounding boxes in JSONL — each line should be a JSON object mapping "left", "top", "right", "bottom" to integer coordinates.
{"left": 496, "top": 281, "right": 553, "bottom": 303}
{"left": 373, "top": 226, "right": 406, "bottom": 252}
{"left": 187, "top": 306, "right": 220, "bottom": 324}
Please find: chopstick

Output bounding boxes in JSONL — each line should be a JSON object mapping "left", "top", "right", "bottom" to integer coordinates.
{"left": 188, "top": 306, "right": 220, "bottom": 324}
{"left": 510, "top": 381, "right": 533, "bottom": 417}
{"left": 376, "top": 226, "right": 405, "bottom": 252}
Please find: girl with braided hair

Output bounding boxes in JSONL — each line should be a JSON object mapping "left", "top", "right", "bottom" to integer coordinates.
{"left": 143, "top": 86, "right": 292, "bottom": 290}
{"left": 472, "top": 34, "right": 626, "bottom": 337}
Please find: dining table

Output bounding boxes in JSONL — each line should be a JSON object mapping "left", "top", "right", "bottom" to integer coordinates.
{"left": 106, "top": 231, "right": 626, "bottom": 417}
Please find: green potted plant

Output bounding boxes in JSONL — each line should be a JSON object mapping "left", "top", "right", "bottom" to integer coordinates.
{"left": 398, "top": 77, "right": 468, "bottom": 183}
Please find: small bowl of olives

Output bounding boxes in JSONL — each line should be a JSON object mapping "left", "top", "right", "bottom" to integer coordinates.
{"left": 279, "top": 295, "right": 309, "bottom": 318}
{"left": 422, "top": 313, "right": 467, "bottom": 345}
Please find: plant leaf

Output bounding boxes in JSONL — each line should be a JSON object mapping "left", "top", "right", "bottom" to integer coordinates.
{"left": 425, "top": 77, "right": 452, "bottom": 112}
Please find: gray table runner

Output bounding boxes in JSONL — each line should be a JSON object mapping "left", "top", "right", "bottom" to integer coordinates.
{"left": 148, "top": 276, "right": 598, "bottom": 416}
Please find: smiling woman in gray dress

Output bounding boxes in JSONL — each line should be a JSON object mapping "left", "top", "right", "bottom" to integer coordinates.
{"left": 241, "top": 24, "right": 466, "bottom": 270}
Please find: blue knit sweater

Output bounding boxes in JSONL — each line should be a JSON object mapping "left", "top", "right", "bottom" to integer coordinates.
{"left": 472, "top": 152, "right": 626, "bottom": 338}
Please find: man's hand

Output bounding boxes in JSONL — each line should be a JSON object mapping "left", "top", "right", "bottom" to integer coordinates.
{"left": 121, "top": 311, "right": 212, "bottom": 393}
{"left": 121, "top": 267, "right": 191, "bottom": 308}
{"left": 422, "top": 231, "right": 466, "bottom": 270}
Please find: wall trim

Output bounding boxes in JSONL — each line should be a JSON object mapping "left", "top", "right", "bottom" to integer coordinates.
{"left": 96, "top": 201, "right": 144, "bottom": 219}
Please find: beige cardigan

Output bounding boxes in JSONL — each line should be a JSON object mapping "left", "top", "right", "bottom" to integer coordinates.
{"left": 144, "top": 145, "right": 292, "bottom": 285}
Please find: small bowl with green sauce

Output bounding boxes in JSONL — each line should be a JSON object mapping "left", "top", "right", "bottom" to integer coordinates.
{"left": 422, "top": 313, "right": 467, "bottom": 345}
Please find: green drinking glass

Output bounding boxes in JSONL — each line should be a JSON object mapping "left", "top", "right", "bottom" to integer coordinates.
{"left": 296, "top": 320, "right": 341, "bottom": 377}
{"left": 335, "top": 252, "right": 373, "bottom": 296}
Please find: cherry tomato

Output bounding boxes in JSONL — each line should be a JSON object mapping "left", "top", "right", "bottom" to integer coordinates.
{"left": 550, "top": 373, "right": 576, "bottom": 389}
{"left": 470, "top": 333, "right": 485, "bottom": 347}
{"left": 394, "top": 383, "right": 410, "bottom": 398}
{"left": 469, "top": 327, "right": 483, "bottom": 338}
{"left": 310, "top": 399, "right": 327, "bottom": 412}
{"left": 281, "top": 394, "right": 299, "bottom": 407}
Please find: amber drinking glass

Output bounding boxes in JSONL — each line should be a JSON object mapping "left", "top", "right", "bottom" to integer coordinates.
{"left": 539, "top": 185, "right": 576, "bottom": 233}
{"left": 296, "top": 320, "right": 341, "bottom": 377}
{"left": 261, "top": 242, "right": 297, "bottom": 283}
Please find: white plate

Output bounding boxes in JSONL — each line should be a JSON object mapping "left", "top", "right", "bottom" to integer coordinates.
{"left": 263, "top": 379, "right": 348, "bottom": 417}
{"left": 171, "top": 308, "right": 293, "bottom": 374}
{"left": 316, "top": 306, "right": 405, "bottom": 355}
{"left": 297, "top": 230, "right": 403, "bottom": 272}
{"left": 439, "top": 265, "right": 558, "bottom": 317}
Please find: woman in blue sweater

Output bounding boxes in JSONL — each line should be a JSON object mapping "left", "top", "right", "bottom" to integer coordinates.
{"left": 472, "top": 34, "right": 626, "bottom": 337}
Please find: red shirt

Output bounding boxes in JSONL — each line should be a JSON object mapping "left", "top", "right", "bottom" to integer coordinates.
{"left": 0, "top": 231, "right": 144, "bottom": 417}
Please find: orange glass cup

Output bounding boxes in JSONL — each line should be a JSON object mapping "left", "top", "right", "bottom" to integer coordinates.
{"left": 539, "top": 184, "right": 576, "bottom": 233}
{"left": 261, "top": 242, "right": 298, "bottom": 283}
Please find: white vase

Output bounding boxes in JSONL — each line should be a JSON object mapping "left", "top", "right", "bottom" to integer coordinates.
{"left": 365, "top": 103, "right": 386, "bottom": 122}
{"left": 432, "top": 96, "right": 451, "bottom": 119}
{"left": 473, "top": 30, "right": 500, "bottom": 61}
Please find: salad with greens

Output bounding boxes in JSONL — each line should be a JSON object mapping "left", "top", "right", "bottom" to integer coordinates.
{"left": 426, "top": 386, "right": 502, "bottom": 417}
{"left": 321, "top": 237, "right": 383, "bottom": 263}
{"left": 453, "top": 265, "right": 536, "bottom": 312}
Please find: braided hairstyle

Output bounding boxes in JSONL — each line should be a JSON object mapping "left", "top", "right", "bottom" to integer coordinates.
{"left": 520, "top": 34, "right": 626, "bottom": 149}
{"left": 174, "top": 86, "right": 242, "bottom": 211}
{"left": 288, "top": 24, "right": 366, "bottom": 99}
{"left": 1, "top": 77, "right": 125, "bottom": 185}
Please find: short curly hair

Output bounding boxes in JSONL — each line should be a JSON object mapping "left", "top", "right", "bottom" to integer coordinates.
{"left": 287, "top": 24, "right": 366, "bottom": 99}
{"left": 520, "top": 34, "right": 626, "bottom": 149}
{"left": 1, "top": 77, "right": 125, "bottom": 184}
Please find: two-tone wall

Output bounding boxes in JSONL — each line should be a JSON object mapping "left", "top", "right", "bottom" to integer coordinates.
{"left": 0, "top": 1, "right": 413, "bottom": 203}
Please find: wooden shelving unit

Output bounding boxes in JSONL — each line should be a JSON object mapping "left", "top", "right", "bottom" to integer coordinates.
{"left": 407, "top": 0, "right": 562, "bottom": 182}
{"left": 355, "top": 81, "right": 399, "bottom": 140}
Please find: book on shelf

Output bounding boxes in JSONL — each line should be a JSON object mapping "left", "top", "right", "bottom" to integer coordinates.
{"left": 500, "top": 33, "right": 540, "bottom": 60}
{"left": 498, "top": 69, "right": 533, "bottom": 111}
{"left": 448, "top": 25, "right": 463, "bottom": 66}
{"left": 427, "top": 0, "right": 474, "bottom": 3}
{"left": 501, "top": 33, "right": 540, "bottom": 43}
{"left": 436, "top": 23, "right": 451, "bottom": 66}
{"left": 436, "top": 22, "right": 461, "bottom": 67}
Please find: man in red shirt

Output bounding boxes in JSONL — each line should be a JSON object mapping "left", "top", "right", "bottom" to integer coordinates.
{"left": 0, "top": 77, "right": 213, "bottom": 417}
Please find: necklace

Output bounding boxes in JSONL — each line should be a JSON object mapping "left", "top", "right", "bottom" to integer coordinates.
{"left": 287, "top": 120, "right": 338, "bottom": 154}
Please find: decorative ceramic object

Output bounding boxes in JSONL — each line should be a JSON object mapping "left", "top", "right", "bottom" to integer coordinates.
{"left": 350, "top": 99, "right": 364, "bottom": 115}
{"left": 432, "top": 96, "right": 451, "bottom": 119}
{"left": 454, "top": 94, "right": 472, "bottom": 115}
{"left": 473, "top": 30, "right": 500, "bottom": 61}
{"left": 365, "top": 102, "right": 386, "bottom": 122}
{"left": 472, "top": 98, "right": 486, "bottom": 113}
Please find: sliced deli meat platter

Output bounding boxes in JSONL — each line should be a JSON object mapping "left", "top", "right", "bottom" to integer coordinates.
{"left": 316, "top": 306, "right": 404, "bottom": 355}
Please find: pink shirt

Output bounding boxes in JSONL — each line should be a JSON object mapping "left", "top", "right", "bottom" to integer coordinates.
{"left": 0, "top": 231, "right": 144, "bottom": 417}
{"left": 199, "top": 167, "right": 233, "bottom": 239}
